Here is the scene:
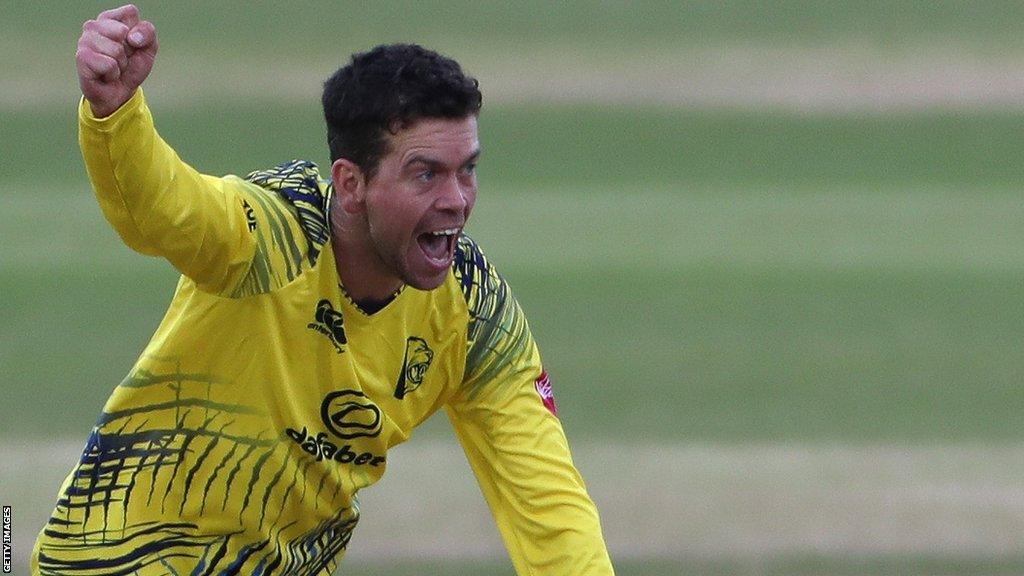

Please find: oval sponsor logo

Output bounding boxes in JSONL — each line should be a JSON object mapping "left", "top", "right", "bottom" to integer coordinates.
{"left": 320, "top": 390, "right": 383, "bottom": 439}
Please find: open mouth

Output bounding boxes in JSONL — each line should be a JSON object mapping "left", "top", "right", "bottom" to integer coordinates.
{"left": 417, "top": 228, "right": 460, "bottom": 268}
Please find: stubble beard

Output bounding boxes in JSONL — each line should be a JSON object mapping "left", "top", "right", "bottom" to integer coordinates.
{"left": 366, "top": 219, "right": 442, "bottom": 292}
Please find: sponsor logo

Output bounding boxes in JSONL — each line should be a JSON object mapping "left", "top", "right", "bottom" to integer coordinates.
{"left": 241, "top": 199, "right": 257, "bottom": 232}
{"left": 535, "top": 371, "right": 558, "bottom": 416}
{"left": 285, "top": 426, "right": 385, "bottom": 467}
{"left": 321, "top": 390, "right": 382, "bottom": 439}
{"left": 394, "top": 337, "right": 434, "bottom": 399}
{"left": 284, "top": 390, "right": 387, "bottom": 467}
{"left": 308, "top": 299, "right": 346, "bottom": 353}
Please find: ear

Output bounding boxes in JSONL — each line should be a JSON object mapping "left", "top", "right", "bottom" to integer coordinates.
{"left": 331, "top": 158, "right": 367, "bottom": 214}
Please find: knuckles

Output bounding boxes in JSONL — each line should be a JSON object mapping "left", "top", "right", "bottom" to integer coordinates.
{"left": 81, "top": 18, "right": 129, "bottom": 42}
{"left": 98, "top": 4, "right": 139, "bottom": 20}
{"left": 77, "top": 34, "right": 126, "bottom": 64}
{"left": 75, "top": 47, "right": 116, "bottom": 77}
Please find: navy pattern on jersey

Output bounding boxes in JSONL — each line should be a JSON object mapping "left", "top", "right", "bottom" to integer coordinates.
{"left": 452, "top": 234, "right": 533, "bottom": 397}
{"left": 246, "top": 160, "right": 331, "bottom": 266}
{"left": 36, "top": 360, "right": 358, "bottom": 576}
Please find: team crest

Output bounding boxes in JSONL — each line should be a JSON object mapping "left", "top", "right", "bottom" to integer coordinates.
{"left": 394, "top": 337, "right": 434, "bottom": 399}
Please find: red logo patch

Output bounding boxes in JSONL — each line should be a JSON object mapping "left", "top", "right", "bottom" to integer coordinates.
{"left": 534, "top": 371, "right": 558, "bottom": 416}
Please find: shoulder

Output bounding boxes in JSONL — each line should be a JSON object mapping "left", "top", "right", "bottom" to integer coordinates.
{"left": 452, "top": 235, "right": 536, "bottom": 392}
{"left": 214, "top": 160, "right": 330, "bottom": 297}
{"left": 452, "top": 233, "right": 513, "bottom": 323}
{"left": 244, "top": 159, "right": 331, "bottom": 266}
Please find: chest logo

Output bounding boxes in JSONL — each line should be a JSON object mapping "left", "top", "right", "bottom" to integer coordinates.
{"left": 283, "top": 390, "right": 387, "bottom": 467}
{"left": 321, "top": 390, "right": 383, "bottom": 439}
{"left": 308, "top": 299, "right": 346, "bottom": 353}
{"left": 394, "top": 337, "right": 434, "bottom": 399}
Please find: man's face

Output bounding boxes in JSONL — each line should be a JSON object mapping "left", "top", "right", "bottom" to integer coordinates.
{"left": 361, "top": 116, "right": 480, "bottom": 291}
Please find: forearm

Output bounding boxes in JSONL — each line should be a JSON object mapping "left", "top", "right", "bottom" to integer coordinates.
{"left": 452, "top": 237, "right": 614, "bottom": 573}
{"left": 79, "top": 89, "right": 254, "bottom": 291}
{"left": 448, "top": 370, "right": 614, "bottom": 574}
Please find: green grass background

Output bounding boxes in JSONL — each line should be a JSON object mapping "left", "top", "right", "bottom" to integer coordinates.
{"left": 4, "top": 1, "right": 1024, "bottom": 574}
{"left": 6, "top": 104, "right": 1024, "bottom": 444}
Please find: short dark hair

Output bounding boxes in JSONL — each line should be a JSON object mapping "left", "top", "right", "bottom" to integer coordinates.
{"left": 322, "top": 44, "right": 482, "bottom": 181}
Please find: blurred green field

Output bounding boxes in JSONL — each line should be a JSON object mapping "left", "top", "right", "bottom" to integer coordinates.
{"left": 10, "top": 0, "right": 1024, "bottom": 62}
{"left": 5, "top": 1, "right": 1024, "bottom": 575}
{"left": 5, "top": 105, "right": 1024, "bottom": 443}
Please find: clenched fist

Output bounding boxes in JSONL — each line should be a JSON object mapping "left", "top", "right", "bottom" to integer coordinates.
{"left": 76, "top": 4, "right": 158, "bottom": 118}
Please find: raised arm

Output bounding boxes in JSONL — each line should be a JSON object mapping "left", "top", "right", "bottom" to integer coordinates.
{"left": 75, "top": 5, "right": 309, "bottom": 295}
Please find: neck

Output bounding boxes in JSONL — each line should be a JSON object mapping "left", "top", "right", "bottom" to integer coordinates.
{"left": 329, "top": 204, "right": 404, "bottom": 305}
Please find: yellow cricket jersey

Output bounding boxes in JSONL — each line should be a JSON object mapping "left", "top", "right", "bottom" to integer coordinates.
{"left": 32, "top": 90, "right": 613, "bottom": 575}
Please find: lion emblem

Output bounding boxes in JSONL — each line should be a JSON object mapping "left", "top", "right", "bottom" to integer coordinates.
{"left": 394, "top": 337, "right": 434, "bottom": 399}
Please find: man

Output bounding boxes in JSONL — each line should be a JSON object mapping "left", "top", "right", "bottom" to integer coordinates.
{"left": 32, "top": 4, "right": 614, "bottom": 575}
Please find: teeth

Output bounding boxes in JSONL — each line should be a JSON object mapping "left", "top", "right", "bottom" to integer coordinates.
{"left": 429, "top": 228, "right": 460, "bottom": 236}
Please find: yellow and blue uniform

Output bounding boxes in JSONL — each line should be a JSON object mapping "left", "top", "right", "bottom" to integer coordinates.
{"left": 31, "top": 90, "right": 613, "bottom": 575}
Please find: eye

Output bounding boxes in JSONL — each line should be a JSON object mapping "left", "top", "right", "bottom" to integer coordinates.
{"left": 416, "top": 169, "right": 435, "bottom": 182}
{"left": 463, "top": 163, "right": 477, "bottom": 175}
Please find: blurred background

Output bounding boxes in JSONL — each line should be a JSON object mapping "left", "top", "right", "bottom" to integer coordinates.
{"left": 4, "top": 1, "right": 1024, "bottom": 574}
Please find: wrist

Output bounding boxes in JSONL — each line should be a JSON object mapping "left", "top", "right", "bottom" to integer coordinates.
{"left": 87, "top": 102, "right": 119, "bottom": 119}
{"left": 83, "top": 89, "right": 137, "bottom": 119}
{"left": 80, "top": 89, "right": 146, "bottom": 131}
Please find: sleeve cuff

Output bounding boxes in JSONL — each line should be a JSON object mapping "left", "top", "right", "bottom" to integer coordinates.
{"left": 79, "top": 89, "right": 147, "bottom": 132}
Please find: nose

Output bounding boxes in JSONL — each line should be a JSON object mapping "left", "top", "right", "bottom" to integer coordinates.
{"left": 435, "top": 174, "right": 471, "bottom": 213}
